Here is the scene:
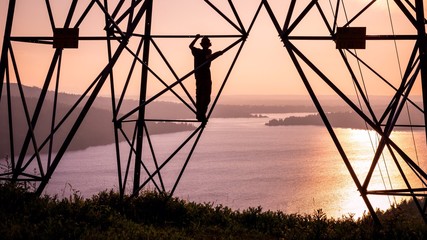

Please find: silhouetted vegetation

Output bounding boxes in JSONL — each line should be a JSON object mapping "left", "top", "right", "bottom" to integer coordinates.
{"left": 266, "top": 111, "right": 424, "bottom": 130}
{"left": 266, "top": 112, "right": 367, "bottom": 129}
{"left": 1, "top": 183, "right": 426, "bottom": 239}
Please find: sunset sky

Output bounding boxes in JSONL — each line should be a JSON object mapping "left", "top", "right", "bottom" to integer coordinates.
{"left": 0, "top": 0, "right": 425, "bottom": 100}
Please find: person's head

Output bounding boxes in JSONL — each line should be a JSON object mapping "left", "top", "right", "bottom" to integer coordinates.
{"left": 200, "top": 36, "right": 211, "bottom": 48}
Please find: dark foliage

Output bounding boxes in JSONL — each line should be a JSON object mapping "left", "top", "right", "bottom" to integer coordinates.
{"left": 0, "top": 183, "right": 426, "bottom": 239}
{"left": 266, "top": 112, "right": 367, "bottom": 129}
{"left": 266, "top": 111, "right": 424, "bottom": 130}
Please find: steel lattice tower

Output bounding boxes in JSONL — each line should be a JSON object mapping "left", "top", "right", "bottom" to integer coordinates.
{"left": 264, "top": 0, "right": 427, "bottom": 224}
{"left": 1, "top": 0, "right": 426, "bottom": 226}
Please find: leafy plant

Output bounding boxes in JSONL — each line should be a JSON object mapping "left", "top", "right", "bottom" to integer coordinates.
{"left": 0, "top": 183, "right": 426, "bottom": 239}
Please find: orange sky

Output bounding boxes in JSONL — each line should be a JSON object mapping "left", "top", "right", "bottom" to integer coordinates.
{"left": 0, "top": 0, "right": 425, "bottom": 100}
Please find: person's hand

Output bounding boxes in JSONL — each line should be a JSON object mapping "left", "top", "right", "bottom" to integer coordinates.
{"left": 195, "top": 34, "right": 201, "bottom": 39}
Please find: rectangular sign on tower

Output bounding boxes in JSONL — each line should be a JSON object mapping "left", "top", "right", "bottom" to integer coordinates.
{"left": 336, "top": 27, "right": 366, "bottom": 49}
{"left": 53, "top": 28, "right": 79, "bottom": 49}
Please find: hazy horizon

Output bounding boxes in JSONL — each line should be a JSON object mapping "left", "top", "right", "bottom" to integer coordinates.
{"left": 6, "top": 82, "right": 421, "bottom": 107}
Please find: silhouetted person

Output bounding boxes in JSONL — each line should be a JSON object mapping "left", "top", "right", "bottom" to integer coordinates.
{"left": 189, "top": 34, "right": 222, "bottom": 122}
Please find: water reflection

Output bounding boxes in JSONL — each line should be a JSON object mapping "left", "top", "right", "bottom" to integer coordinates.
{"left": 336, "top": 128, "right": 427, "bottom": 218}
{"left": 40, "top": 116, "right": 426, "bottom": 219}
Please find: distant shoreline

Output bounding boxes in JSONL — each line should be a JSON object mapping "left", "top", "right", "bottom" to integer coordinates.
{"left": 265, "top": 111, "right": 424, "bottom": 131}
{"left": 3, "top": 84, "right": 423, "bottom": 155}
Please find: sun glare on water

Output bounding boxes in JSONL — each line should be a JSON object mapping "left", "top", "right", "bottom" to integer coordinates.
{"left": 335, "top": 127, "right": 427, "bottom": 218}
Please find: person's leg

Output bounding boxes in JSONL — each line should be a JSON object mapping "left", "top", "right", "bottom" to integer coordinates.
{"left": 195, "top": 77, "right": 212, "bottom": 121}
{"left": 196, "top": 87, "right": 211, "bottom": 121}
{"left": 196, "top": 96, "right": 205, "bottom": 121}
{"left": 196, "top": 84, "right": 205, "bottom": 121}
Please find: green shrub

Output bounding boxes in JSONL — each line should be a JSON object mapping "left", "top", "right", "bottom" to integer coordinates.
{"left": 1, "top": 183, "right": 426, "bottom": 239}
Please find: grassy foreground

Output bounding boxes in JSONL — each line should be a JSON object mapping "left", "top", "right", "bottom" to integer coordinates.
{"left": 0, "top": 183, "right": 426, "bottom": 239}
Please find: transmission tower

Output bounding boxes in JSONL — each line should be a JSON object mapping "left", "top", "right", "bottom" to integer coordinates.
{"left": 0, "top": 0, "right": 253, "bottom": 197}
{"left": 1, "top": 0, "right": 426, "bottom": 226}
{"left": 262, "top": 0, "right": 427, "bottom": 224}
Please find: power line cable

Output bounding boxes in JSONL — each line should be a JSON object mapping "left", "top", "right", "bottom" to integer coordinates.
{"left": 341, "top": 0, "right": 396, "bottom": 205}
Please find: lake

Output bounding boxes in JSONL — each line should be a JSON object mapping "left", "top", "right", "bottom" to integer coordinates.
{"left": 43, "top": 113, "right": 427, "bottom": 219}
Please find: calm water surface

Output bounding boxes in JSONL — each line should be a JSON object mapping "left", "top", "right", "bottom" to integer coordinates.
{"left": 44, "top": 113, "right": 427, "bottom": 219}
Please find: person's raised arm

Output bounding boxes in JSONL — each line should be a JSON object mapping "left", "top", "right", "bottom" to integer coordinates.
{"left": 189, "top": 34, "right": 201, "bottom": 49}
{"left": 211, "top": 50, "right": 223, "bottom": 59}
{"left": 206, "top": 50, "right": 223, "bottom": 61}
